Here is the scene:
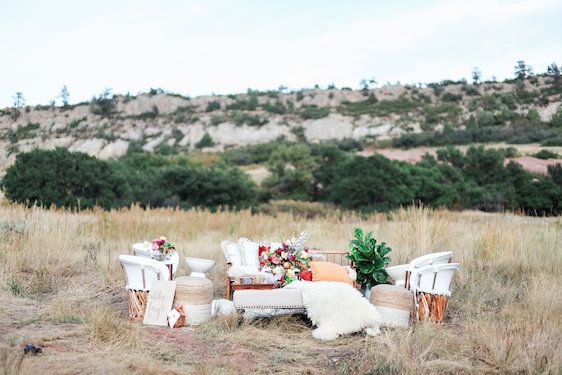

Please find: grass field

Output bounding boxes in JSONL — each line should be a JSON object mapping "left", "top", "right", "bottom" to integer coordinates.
{"left": 0, "top": 204, "right": 560, "bottom": 374}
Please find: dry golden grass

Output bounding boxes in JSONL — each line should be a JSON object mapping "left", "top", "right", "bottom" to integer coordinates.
{"left": 0, "top": 204, "right": 560, "bottom": 374}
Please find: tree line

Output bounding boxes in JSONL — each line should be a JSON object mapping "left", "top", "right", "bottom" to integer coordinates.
{"left": 2, "top": 146, "right": 561, "bottom": 216}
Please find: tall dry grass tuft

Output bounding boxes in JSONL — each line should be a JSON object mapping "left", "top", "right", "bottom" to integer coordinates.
{"left": 88, "top": 306, "right": 144, "bottom": 351}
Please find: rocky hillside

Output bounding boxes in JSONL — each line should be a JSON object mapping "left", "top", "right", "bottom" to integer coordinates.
{"left": 1, "top": 75, "right": 561, "bottom": 172}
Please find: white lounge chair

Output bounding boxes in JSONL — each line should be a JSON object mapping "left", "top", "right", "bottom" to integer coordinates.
{"left": 119, "top": 254, "right": 171, "bottom": 320}
{"left": 409, "top": 262, "right": 460, "bottom": 322}
{"left": 385, "top": 251, "right": 453, "bottom": 289}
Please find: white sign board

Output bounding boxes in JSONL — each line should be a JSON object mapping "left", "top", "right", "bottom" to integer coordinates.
{"left": 143, "top": 280, "right": 176, "bottom": 326}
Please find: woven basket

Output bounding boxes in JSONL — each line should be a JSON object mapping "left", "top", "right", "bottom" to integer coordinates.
{"left": 370, "top": 284, "right": 413, "bottom": 328}
{"left": 174, "top": 276, "right": 213, "bottom": 325}
{"left": 417, "top": 292, "right": 449, "bottom": 323}
{"left": 127, "top": 290, "right": 148, "bottom": 321}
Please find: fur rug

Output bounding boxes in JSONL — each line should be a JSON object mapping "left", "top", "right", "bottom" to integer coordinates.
{"left": 285, "top": 281, "right": 382, "bottom": 340}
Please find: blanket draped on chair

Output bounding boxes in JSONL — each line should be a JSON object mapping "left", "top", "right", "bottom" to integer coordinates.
{"left": 285, "top": 281, "right": 382, "bottom": 340}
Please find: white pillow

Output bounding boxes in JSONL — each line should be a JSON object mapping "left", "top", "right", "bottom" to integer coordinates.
{"left": 238, "top": 237, "right": 260, "bottom": 267}
{"left": 220, "top": 240, "right": 242, "bottom": 267}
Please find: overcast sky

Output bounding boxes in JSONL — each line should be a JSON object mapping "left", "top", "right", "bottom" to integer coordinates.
{"left": 1, "top": 0, "right": 561, "bottom": 107}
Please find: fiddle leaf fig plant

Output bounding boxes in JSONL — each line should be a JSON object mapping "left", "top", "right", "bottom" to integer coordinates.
{"left": 347, "top": 227, "right": 392, "bottom": 289}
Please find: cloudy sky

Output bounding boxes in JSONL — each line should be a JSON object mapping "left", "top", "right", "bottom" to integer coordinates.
{"left": 1, "top": 0, "right": 561, "bottom": 107}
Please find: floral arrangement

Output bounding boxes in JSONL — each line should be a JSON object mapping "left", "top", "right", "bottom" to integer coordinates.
{"left": 259, "top": 232, "right": 311, "bottom": 286}
{"left": 150, "top": 236, "right": 175, "bottom": 259}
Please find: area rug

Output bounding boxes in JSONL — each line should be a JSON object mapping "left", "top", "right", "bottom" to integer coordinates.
{"left": 285, "top": 281, "right": 382, "bottom": 340}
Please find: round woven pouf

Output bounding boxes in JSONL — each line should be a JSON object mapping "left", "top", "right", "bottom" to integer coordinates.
{"left": 370, "top": 284, "right": 413, "bottom": 328}
{"left": 174, "top": 276, "right": 213, "bottom": 325}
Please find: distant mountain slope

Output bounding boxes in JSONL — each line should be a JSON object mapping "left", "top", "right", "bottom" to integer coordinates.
{"left": 1, "top": 75, "right": 561, "bottom": 173}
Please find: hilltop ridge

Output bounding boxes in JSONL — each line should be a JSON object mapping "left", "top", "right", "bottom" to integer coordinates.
{"left": 1, "top": 73, "right": 561, "bottom": 173}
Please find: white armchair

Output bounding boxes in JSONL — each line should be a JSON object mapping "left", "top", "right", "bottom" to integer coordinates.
{"left": 409, "top": 262, "right": 460, "bottom": 322}
{"left": 385, "top": 251, "right": 453, "bottom": 289}
{"left": 119, "top": 255, "right": 171, "bottom": 320}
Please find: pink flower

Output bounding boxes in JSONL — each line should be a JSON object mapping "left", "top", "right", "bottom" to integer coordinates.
{"left": 271, "top": 257, "right": 281, "bottom": 265}
{"left": 289, "top": 254, "right": 295, "bottom": 261}
{"left": 259, "top": 258, "right": 266, "bottom": 265}
{"left": 152, "top": 243, "right": 159, "bottom": 250}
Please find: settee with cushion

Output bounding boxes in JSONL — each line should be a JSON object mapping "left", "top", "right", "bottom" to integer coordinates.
{"left": 221, "top": 238, "right": 355, "bottom": 299}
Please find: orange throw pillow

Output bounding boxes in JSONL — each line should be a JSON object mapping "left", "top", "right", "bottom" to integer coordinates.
{"left": 309, "top": 261, "right": 353, "bottom": 286}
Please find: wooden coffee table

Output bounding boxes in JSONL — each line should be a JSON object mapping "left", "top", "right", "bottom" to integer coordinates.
{"left": 227, "top": 279, "right": 279, "bottom": 299}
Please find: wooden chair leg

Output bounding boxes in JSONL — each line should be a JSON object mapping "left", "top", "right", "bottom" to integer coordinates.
{"left": 226, "top": 276, "right": 232, "bottom": 300}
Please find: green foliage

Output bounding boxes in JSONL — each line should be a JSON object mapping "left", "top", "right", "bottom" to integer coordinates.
{"left": 299, "top": 105, "right": 330, "bottom": 119}
{"left": 226, "top": 95, "right": 258, "bottom": 111}
{"left": 195, "top": 133, "right": 215, "bottom": 149}
{"left": 1, "top": 149, "right": 257, "bottom": 211}
{"left": 262, "top": 100, "right": 287, "bottom": 114}
{"left": 441, "top": 92, "right": 463, "bottom": 103}
{"left": 263, "top": 143, "right": 318, "bottom": 201}
{"left": 322, "top": 154, "right": 415, "bottom": 211}
{"left": 211, "top": 115, "right": 225, "bottom": 126}
{"left": 551, "top": 106, "right": 562, "bottom": 128}
{"left": 222, "top": 141, "right": 287, "bottom": 165}
{"left": 5, "top": 122, "right": 40, "bottom": 142}
{"left": 1, "top": 148, "right": 131, "bottom": 209}
{"left": 232, "top": 112, "right": 267, "bottom": 127}
{"left": 347, "top": 228, "right": 392, "bottom": 288}
{"left": 90, "top": 89, "right": 116, "bottom": 118}
{"left": 533, "top": 149, "right": 559, "bottom": 160}
{"left": 205, "top": 101, "right": 221, "bottom": 112}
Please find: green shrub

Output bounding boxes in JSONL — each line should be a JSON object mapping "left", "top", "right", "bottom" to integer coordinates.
{"left": 441, "top": 92, "right": 463, "bottom": 103}
{"left": 300, "top": 105, "right": 330, "bottom": 119}
{"left": 232, "top": 112, "right": 267, "bottom": 127}
{"left": 1, "top": 148, "right": 132, "bottom": 209}
{"left": 195, "top": 133, "right": 215, "bottom": 149}
{"left": 6, "top": 122, "right": 40, "bottom": 142}
{"left": 226, "top": 95, "right": 258, "bottom": 111}
{"left": 323, "top": 154, "right": 415, "bottom": 211}
{"left": 205, "top": 101, "right": 221, "bottom": 112}
{"left": 211, "top": 115, "right": 225, "bottom": 126}
{"left": 90, "top": 89, "right": 116, "bottom": 117}
{"left": 533, "top": 149, "right": 559, "bottom": 159}
{"left": 262, "top": 100, "right": 287, "bottom": 114}
{"left": 551, "top": 107, "right": 562, "bottom": 127}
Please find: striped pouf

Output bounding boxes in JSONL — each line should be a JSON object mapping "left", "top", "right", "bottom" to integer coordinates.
{"left": 174, "top": 276, "right": 213, "bottom": 325}
{"left": 370, "top": 284, "right": 413, "bottom": 328}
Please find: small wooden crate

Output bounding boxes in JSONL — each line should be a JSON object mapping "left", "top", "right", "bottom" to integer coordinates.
{"left": 127, "top": 289, "right": 148, "bottom": 321}
{"left": 417, "top": 292, "right": 449, "bottom": 323}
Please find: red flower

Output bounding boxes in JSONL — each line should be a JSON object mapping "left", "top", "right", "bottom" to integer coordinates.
{"left": 275, "top": 248, "right": 282, "bottom": 255}
{"left": 299, "top": 270, "right": 313, "bottom": 281}
{"left": 258, "top": 245, "right": 268, "bottom": 256}
{"left": 289, "top": 254, "right": 295, "bottom": 261}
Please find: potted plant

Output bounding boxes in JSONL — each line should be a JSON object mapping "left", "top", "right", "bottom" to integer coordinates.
{"left": 347, "top": 228, "right": 392, "bottom": 299}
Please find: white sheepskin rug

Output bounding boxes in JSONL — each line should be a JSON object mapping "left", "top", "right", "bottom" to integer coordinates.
{"left": 285, "top": 281, "right": 382, "bottom": 340}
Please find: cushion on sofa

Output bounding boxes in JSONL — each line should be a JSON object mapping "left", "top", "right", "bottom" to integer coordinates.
{"left": 238, "top": 238, "right": 260, "bottom": 267}
{"left": 309, "top": 261, "right": 353, "bottom": 286}
{"left": 221, "top": 240, "right": 243, "bottom": 267}
{"left": 233, "top": 288, "right": 304, "bottom": 309}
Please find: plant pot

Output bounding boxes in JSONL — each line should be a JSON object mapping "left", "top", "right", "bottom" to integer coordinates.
{"left": 364, "top": 286, "right": 372, "bottom": 300}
